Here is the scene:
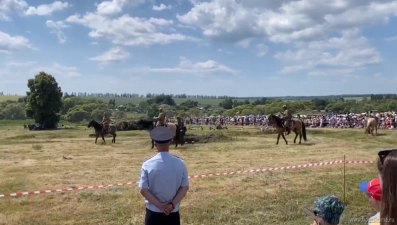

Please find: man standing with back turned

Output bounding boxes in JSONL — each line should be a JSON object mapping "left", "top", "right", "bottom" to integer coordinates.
{"left": 139, "top": 126, "right": 189, "bottom": 225}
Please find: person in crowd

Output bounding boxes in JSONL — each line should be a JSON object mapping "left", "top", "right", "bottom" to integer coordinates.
{"left": 378, "top": 149, "right": 397, "bottom": 225}
{"left": 138, "top": 126, "right": 189, "bottom": 225}
{"left": 304, "top": 195, "right": 345, "bottom": 225}
{"left": 359, "top": 178, "right": 382, "bottom": 224}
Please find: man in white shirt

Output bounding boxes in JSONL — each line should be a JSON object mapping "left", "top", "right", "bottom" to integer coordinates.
{"left": 139, "top": 126, "right": 189, "bottom": 225}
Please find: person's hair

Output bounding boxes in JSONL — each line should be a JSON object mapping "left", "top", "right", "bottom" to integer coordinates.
{"left": 380, "top": 151, "right": 397, "bottom": 225}
{"left": 377, "top": 157, "right": 384, "bottom": 174}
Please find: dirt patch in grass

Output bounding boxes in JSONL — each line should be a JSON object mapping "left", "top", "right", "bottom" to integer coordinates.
{"left": 183, "top": 132, "right": 234, "bottom": 144}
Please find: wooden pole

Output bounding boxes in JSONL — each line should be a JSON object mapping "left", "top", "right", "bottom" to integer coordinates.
{"left": 343, "top": 154, "right": 346, "bottom": 203}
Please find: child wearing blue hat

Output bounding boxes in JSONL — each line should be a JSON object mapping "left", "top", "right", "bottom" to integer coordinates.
{"left": 304, "top": 195, "right": 345, "bottom": 225}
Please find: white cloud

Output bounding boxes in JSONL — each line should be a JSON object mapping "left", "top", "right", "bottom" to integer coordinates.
{"left": 29, "top": 63, "right": 81, "bottom": 78}
{"left": 153, "top": 4, "right": 172, "bottom": 11}
{"left": 218, "top": 48, "right": 232, "bottom": 54}
{"left": 0, "top": 0, "right": 28, "bottom": 21}
{"left": 94, "top": 0, "right": 145, "bottom": 16}
{"left": 374, "top": 73, "right": 383, "bottom": 78}
{"left": 46, "top": 20, "right": 68, "bottom": 44}
{"left": 7, "top": 61, "right": 37, "bottom": 67}
{"left": 385, "top": 36, "right": 397, "bottom": 41}
{"left": 96, "top": 0, "right": 127, "bottom": 16}
{"left": 175, "top": 0, "right": 394, "bottom": 77}
{"left": 236, "top": 38, "right": 253, "bottom": 48}
{"left": 0, "top": 31, "right": 32, "bottom": 51}
{"left": 255, "top": 44, "right": 268, "bottom": 57}
{"left": 140, "top": 57, "right": 238, "bottom": 75}
{"left": 177, "top": 0, "right": 397, "bottom": 44}
{"left": 89, "top": 46, "right": 130, "bottom": 63}
{"left": 274, "top": 29, "right": 382, "bottom": 76}
{"left": 0, "top": 50, "right": 12, "bottom": 54}
{"left": 25, "top": 1, "right": 69, "bottom": 16}
{"left": 66, "top": 12, "right": 194, "bottom": 46}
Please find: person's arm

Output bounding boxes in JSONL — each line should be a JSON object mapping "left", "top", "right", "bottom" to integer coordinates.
{"left": 171, "top": 163, "right": 189, "bottom": 205}
{"left": 138, "top": 166, "right": 164, "bottom": 210}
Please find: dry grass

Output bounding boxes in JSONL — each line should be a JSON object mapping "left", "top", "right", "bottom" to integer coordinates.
{"left": 0, "top": 123, "right": 394, "bottom": 225}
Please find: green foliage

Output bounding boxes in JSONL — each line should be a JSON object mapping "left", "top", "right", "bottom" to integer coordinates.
{"left": 108, "top": 99, "right": 116, "bottom": 109}
{"left": 180, "top": 100, "right": 199, "bottom": 109}
{"left": 25, "top": 72, "right": 63, "bottom": 128}
{"left": 0, "top": 100, "right": 26, "bottom": 120}
{"left": 147, "top": 104, "right": 159, "bottom": 118}
{"left": 227, "top": 104, "right": 266, "bottom": 116}
{"left": 219, "top": 99, "right": 233, "bottom": 109}
{"left": 146, "top": 94, "right": 176, "bottom": 106}
{"left": 62, "top": 97, "right": 108, "bottom": 122}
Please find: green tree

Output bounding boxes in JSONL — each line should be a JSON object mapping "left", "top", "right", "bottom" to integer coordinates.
{"left": 219, "top": 98, "right": 233, "bottom": 109}
{"left": 147, "top": 94, "right": 176, "bottom": 106}
{"left": 3, "top": 103, "right": 26, "bottom": 119}
{"left": 180, "top": 100, "right": 199, "bottom": 109}
{"left": 25, "top": 72, "right": 63, "bottom": 128}
{"left": 108, "top": 99, "right": 116, "bottom": 108}
{"left": 147, "top": 104, "right": 158, "bottom": 118}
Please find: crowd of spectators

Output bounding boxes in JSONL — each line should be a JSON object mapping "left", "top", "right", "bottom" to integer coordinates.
{"left": 181, "top": 112, "right": 397, "bottom": 129}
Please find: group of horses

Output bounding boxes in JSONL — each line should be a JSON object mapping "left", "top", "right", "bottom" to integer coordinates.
{"left": 87, "top": 119, "right": 187, "bottom": 148}
{"left": 86, "top": 114, "right": 379, "bottom": 147}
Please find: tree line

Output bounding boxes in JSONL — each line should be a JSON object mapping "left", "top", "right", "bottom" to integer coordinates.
{"left": 3, "top": 89, "right": 397, "bottom": 101}
{"left": 216, "top": 95, "right": 397, "bottom": 115}
{"left": 1, "top": 71, "right": 397, "bottom": 128}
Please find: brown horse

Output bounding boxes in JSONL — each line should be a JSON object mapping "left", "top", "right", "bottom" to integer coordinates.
{"left": 365, "top": 117, "right": 378, "bottom": 136}
{"left": 268, "top": 114, "right": 307, "bottom": 145}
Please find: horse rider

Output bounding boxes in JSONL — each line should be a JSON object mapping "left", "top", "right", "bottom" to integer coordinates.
{"left": 157, "top": 108, "right": 167, "bottom": 127}
{"left": 176, "top": 116, "right": 184, "bottom": 128}
{"left": 368, "top": 110, "right": 374, "bottom": 118}
{"left": 282, "top": 105, "right": 292, "bottom": 135}
{"left": 102, "top": 113, "right": 111, "bottom": 133}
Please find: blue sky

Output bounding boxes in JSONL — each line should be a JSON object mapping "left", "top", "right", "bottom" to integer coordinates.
{"left": 0, "top": 0, "right": 397, "bottom": 97}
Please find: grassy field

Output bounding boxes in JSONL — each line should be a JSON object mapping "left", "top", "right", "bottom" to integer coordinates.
{"left": 0, "top": 95, "right": 21, "bottom": 102}
{"left": 0, "top": 120, "right": 389, "bottom": 225}
{"left": 344, "top": 97, "right": 365, "bottom": 101}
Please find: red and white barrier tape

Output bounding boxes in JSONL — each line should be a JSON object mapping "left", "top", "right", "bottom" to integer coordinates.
{"left": 0, "top": 160, "right": 374, "bottom": 198}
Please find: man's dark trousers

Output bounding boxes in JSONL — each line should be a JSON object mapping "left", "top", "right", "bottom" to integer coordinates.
{"left": 145, "top": 208, "right": 180, "bottom": 225}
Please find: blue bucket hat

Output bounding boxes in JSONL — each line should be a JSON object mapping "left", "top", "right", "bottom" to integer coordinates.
{"left": 314, "top": 195, "right": 345, "bottom": 224}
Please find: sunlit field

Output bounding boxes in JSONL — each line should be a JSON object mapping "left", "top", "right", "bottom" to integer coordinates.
{"left": 0, "top": 121, "right": 390, "bottom": 225}
{"left": 0, "top": 95, "right": 20, "bottom": 102}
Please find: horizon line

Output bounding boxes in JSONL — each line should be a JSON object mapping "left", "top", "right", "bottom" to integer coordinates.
{"left": 0, "top": 92, "right": 396, "bottom": 98}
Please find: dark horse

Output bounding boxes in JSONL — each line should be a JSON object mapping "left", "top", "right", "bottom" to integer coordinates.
{"left": 136, "top": 119, "right": 186, "bottom": 149}
{"left": 268, "top": 114, "right": 307, "bottom": 145}
{"left": 88, "top": 120, "right": 117, "bottom": 143}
